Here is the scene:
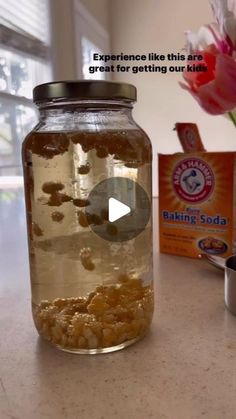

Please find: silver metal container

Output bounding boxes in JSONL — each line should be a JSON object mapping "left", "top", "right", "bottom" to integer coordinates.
{"left": 225, "top": 255, "right": 236, "bottom": 316}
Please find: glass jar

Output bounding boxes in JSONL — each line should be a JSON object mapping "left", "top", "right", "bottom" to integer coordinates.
{"left": 22, "top": 81, "right": 153, "bottom": 354}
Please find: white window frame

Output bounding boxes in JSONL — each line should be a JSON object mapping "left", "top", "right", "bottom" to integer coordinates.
{"left": 0, "top": 4, "right": 52, "bottom": 179}
{"left": 73, "top": 0, "right": 110, "bottom": 79}
{"left": 0, "top": 24, "right": 50, "bottom": 60}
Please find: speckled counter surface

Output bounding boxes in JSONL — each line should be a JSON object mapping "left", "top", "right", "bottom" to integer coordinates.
{"left": 0, "top": 193, "right": 236, "bottom": 419}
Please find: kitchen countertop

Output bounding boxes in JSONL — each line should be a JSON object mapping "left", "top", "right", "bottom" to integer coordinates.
{"left": 0, "top": 191, "right": 236, "bottom": 419}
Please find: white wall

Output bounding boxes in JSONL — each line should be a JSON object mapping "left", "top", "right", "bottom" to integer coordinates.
{"left": 110, "top": 0, "right": 236, "bottom": 195}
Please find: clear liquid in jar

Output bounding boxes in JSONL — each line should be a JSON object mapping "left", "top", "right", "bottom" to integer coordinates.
{"left": 22, "top": 129, "right": 154, "bottom": 353}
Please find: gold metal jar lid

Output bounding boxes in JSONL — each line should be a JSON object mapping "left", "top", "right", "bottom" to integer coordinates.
{"left": 33, "top": 80, "right": 137, "bottom": 104}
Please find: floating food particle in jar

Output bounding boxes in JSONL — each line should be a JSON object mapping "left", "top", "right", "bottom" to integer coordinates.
{"left": 77, "top": 135, "right": 96, "bottom": 153}
{"left": 42, "top": 182, "right": 64, "bottom": 194}
{"left": 48, "top": 192, "right": 72, "bottom": 206}
{"left": 77, "top": 211, "right": 89, "bottom": 227}
{"left": 81, "top": 144, "right": 94, "bottom": 153}
{"left": 84, "top": 212, "right": 93, "bottom": 225}
{"left": 31, "top": 133, "right": 70, "bottom": 159}
{"left": 73, "top": 198, "right": 90, "bottom": 207}
{"left": 79, "top": 247, "right": 95, "bottom": 271}
{"left": 83, "top": 212, "right": 103, "bottom": 226}
{"left": 80, "top": 247, "right": 91, "bottom": 259}
{"left": 51, "top": 211, "right": 64, "bottom": 222}
{"left": 113, "top": 154, "right": 121, "bottom": 161}
{"left": 107, "top": 144, "right": 116, "bottom": 155}
{"left": 100, "top": 208, "right": 109, "bottom": 221}
{"left": 60, "top": 194, "right": 72, "bottom": 202}
{"left": 33, "top": 223, "right": 44, "bottom": 236}
{"left": 106, "top": 223, "right": 118, "bottom": 236}
{"left": 125, "top": 162, "right": 142, "bottom": 169}
{"left": 96, "top": 146, "right": 109, "bottom": 158}
{"left": 81, "top": 259, "right": 95, "bottom": 271}
{"left": 77, "top": 163, "right": 91, "bottom": 175}
{"left": 81, "top": 135, "right": 96, "bottom": 152}
{"left": 70, "top": 133, "right": 85, "bottom": 144}
{"left": 89, "top": 213, "right": 103, "bottom": 226}
{"left": 47, "top": 193, "right": 62, "bottom": 206}
{"left": 127, "top": 150, "right": 138, "bottom": 160}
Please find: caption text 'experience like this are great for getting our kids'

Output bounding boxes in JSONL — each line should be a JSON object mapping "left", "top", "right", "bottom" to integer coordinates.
{"left": 88, "top": 52, "right": 208, "bottom": 75}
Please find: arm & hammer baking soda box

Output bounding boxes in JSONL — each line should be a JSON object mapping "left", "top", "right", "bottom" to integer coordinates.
{"left": 159, "top": 123, "right": 236, "bottom": 258}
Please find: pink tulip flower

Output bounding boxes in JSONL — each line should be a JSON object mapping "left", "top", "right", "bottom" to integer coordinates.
{"left": 180, "top": 45, "right": 236, "bottom": 115}
{"left": 181, "top": 0, "right": 236, "bottom": 116}
{"left": 210, "top": 0, "right": 236, "bottom": 53}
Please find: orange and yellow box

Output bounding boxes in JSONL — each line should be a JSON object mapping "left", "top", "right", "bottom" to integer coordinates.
{"left": 158, "top": 152, "right": 236, "bottom": 258}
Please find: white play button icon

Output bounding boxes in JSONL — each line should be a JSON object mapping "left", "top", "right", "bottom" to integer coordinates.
{"left": 108, "top": 197, "right": 131, "bottom": 223}
{"left": 87, "top": 177, "right": 151, "bottom": 242}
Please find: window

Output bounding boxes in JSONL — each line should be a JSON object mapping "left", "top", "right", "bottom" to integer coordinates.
{"left": 81, "top": 37, "right": 106, "bottom": 80}
{"left": 73, "top": 0, "right": 110, "bottom": 80}
{"left": 0, "top": 0, "right": 52, "bottom": 177}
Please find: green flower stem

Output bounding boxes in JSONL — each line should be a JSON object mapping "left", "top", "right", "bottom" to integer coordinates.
{"left": 228, "top": 111, "right": 236, "bottom": 128}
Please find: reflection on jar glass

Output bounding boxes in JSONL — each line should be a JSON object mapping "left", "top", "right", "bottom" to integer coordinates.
{"left": 22, "top": 80, "right": 154, "bottom": 354}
